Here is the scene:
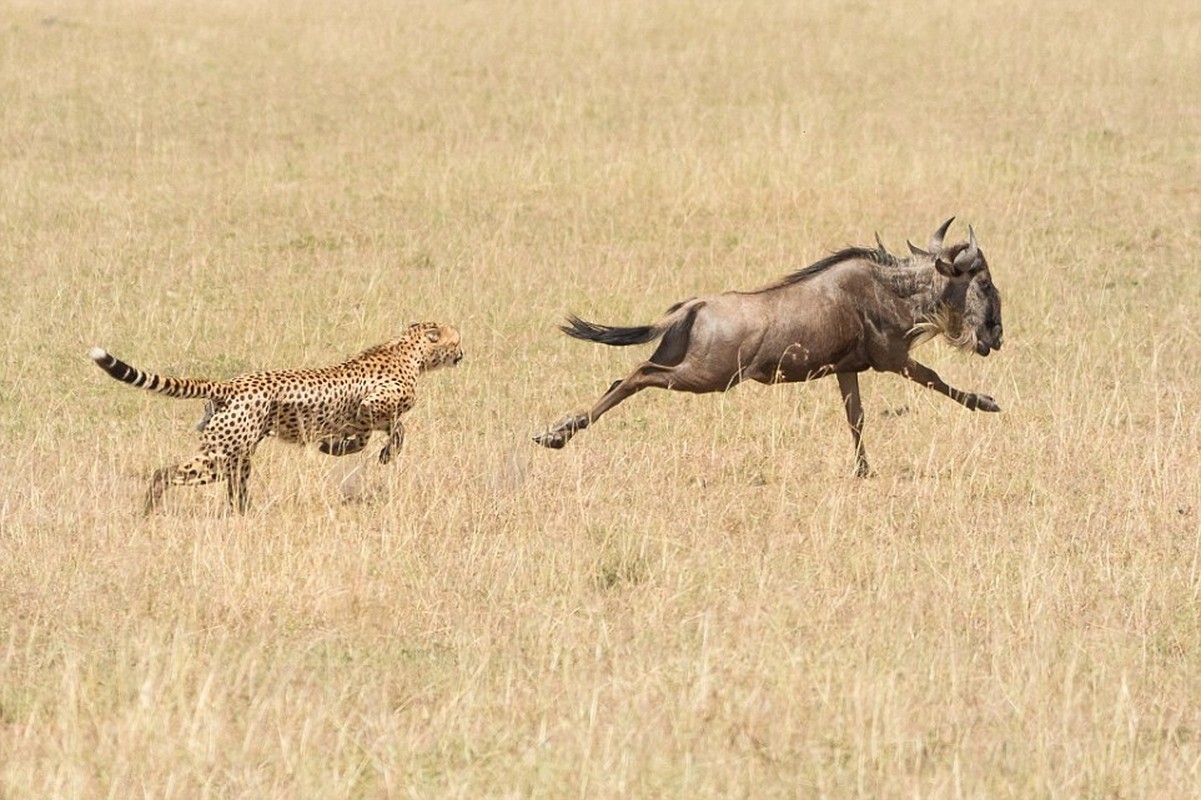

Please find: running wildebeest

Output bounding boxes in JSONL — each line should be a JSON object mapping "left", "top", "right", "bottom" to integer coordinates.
{"left": 533, "top": 218, "right": 1003, "bottom": 476}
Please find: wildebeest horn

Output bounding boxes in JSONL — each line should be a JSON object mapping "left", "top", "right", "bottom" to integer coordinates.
{"left": 953, "top": 225, "right": 979, "bottom": 272}
{"left": 929, "top": 217, "right": 955, "bottom": 255}
{"left": 907, "top": 239, "right": 929, "bottom": 257}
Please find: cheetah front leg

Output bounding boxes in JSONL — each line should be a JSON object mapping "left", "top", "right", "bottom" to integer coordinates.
{"left": 226, "top": 456, "right": 251, "bottom": 513}
{"left": 317, "top": 422, "right": 398, "bottom": 463}
{"left": 378, "top": 420, "right": 405, "bottom": 464}
{"left": 352, "top": 392, "right": 409, "bottom": 465}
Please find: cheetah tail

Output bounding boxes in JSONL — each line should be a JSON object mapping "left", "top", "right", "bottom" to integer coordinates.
{"left": 88, "top": 347, "right": 221, "bottom": 400}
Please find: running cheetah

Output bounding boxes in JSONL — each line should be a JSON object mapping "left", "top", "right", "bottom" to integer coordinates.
{"left": 89, "top": 322, "right": 463, "bottom": 513}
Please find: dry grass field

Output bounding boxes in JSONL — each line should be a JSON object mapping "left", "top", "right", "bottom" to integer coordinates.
{"left": 2, "top": 0, "right": 1200, "bottom": 796}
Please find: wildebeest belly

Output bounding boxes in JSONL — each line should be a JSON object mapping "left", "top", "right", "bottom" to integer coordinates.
{"left": 746, "top": 306, "right": 869, "bottom": 384}
{"left": 756, "top": 342, "right": 868, "bottom": 383}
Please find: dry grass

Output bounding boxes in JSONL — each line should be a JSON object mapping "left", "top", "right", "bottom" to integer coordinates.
{"left": 2, "top": 0, "right": 1200, "bottom": 796}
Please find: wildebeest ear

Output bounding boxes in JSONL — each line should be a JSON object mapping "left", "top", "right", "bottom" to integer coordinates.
{"left": 424, "top": 328, "right": 441, "bottom": 343}
{"left": 934, "top": 257, "right": 960, "bottom": 278}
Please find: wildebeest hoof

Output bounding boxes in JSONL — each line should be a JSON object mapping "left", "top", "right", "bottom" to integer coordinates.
{"left": 533, "top": 431, "right": 568, "bottom": 449}
{"left": 533, "top": 413, "right": 589, "bottom": 449}
{"left": 552, "top": 413, "right": 588, "bottom": 432}
{"left": 973, "top": 394, "right": 1001, "bottom": 413}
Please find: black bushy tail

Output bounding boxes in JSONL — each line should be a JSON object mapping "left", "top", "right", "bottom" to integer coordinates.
{"left": 88, "top": 347, "right": 219, "bottom": 400}
{"left": 559, "top": 315, "right": 663, "bottom": 347}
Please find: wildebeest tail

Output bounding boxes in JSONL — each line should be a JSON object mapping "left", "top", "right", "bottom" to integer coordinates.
{"left": 560, "top": 300, "right": 700, "bottom": 348}
{"left": 88, "top": 347, "right": 221, "bottom": 400}
{"left": 559, "top": 315, "right": 662, "bottom": 346}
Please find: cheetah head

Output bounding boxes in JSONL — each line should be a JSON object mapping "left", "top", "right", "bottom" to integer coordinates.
{"left": 410, "top": 322, "right": 464, "bottom": 371}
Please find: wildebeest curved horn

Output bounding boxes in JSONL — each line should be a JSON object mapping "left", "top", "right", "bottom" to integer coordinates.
{"left": 907, "top": 239, "right": 929, "bottom": 257}
{"left": 929, "top": 217, "right": 955, "bottom": 255}
{"left": 953, "top": 225, "right": 979, "bottom": 272}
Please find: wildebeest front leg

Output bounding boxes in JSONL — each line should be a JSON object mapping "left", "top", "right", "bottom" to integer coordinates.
{"left": 901, "top": 359, "right": 1001, "bottom": 412}
{"left": 534, "top": 363, "right": 676, "bottom": 449}
{"left": 836, "top": 372, "right": 870, "bottom": 477}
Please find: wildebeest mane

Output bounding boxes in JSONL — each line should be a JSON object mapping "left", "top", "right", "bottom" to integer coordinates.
{"left": 770, "top": 245, "right": 900, "bottom": 289}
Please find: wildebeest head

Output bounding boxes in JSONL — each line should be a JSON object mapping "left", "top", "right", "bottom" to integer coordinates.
{"left": 909, "top": 219, "right": 1003, "bottom": 357}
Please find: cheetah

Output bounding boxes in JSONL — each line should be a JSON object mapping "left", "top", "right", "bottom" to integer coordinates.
{"left": 88, "top": 322, "right": 464, "bottom": 514}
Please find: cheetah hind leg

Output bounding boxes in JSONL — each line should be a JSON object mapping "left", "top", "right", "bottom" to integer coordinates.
{"left": 145, "top": 453, "right": 248, "bottom": 515}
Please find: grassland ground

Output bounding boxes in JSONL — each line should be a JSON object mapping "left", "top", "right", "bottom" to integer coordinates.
{"left": 2, "top": 0, "right": 1200, "bottom": 796}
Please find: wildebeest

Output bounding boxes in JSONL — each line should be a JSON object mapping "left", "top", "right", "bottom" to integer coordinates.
{"left": 533, "top": 218, "right": 1003, "bottom": 476}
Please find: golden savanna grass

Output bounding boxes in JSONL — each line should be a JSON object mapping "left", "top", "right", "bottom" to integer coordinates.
{"left": 2, "top": 0, "right": 1200, "bottom": 796}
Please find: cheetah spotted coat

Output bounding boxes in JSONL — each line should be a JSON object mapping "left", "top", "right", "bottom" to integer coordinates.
{"left": 89, "top": 322, "right": 463, "bottom": 513}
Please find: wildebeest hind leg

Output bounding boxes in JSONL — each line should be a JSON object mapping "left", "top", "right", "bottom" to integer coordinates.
{"left": 534, "top": 362, "right": 677, "bottom": 449}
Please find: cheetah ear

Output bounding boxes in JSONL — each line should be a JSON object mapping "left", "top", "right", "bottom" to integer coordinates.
{"left": 424, "top": 329, "right": 441, "bottom": 343}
